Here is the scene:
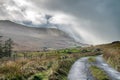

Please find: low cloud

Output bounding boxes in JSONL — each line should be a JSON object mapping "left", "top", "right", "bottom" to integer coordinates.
{"left": 0, "top": 0, "right": 120, "bottom": 44}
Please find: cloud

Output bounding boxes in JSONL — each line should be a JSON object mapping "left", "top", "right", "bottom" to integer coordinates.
{"left": 0, "top": 0, "right": 120, "bottom": 44}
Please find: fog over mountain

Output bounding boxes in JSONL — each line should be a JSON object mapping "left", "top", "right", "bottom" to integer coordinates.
{"left": 0, "top": 20, "right": 84, "bottom": 51}
{"left": 0, "top": 0, "right": 120, "bottom": 44}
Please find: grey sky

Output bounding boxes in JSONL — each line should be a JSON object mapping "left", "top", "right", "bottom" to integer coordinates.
{"left": 0, "top": 0, "right": 120, "bottom": 44}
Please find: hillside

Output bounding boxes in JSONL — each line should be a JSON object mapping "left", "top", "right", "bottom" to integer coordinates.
{"left": 96, "top": 41, "right": 120, "bottom": 71}
{"left": 0, "top": 20, "right": 84, "bottom": 51}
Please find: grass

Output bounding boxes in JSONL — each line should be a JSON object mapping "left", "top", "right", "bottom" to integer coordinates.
{"left": 88, "top": 57, "right": 96, "bottom": 63}
{"left": 1, "top": 41, "right": 119, "bottom": 80}
{"left": 90, "top": 66, "right": 109, "bottom": 80}
{"left": 0, "top": 47, "right": 100, "bottom": 80}
{"left": 97, "top": 41, "right": 120, "bottom": 71}
{"left": 88, "top": 57, "right": 109, "bottom": 80}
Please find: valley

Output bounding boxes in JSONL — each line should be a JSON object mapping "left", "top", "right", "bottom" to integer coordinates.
{"left": 0, "top": 39, "right": 120, "bottom": 80}
{"left": 0, "top": 21, "right": 120, "bottom": 80}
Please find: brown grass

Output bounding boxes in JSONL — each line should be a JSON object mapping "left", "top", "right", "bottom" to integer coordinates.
{"left": 97, "top": 41, "right": 120, "bottom": 71}
{"left": 0, "top": 47, "right": 100, "bottom": 80}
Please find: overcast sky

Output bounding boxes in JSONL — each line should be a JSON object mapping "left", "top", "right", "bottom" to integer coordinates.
{"left": 0, "top": 0, "right": 120, "bottom": 44}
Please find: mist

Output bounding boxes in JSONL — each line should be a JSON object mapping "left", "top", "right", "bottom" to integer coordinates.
{"left": 0, "top": 0, "right": 120, "bottom": 44}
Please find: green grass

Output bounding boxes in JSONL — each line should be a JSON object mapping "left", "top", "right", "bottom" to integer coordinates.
{"left": 90, "top": 66, "right": 109, "bottom": 80}
{"left": 57, "top": 48, "right": 81, "bottom": 54}
{"left": 88, "top": 57, "right": 110, "bottom": 80}
{"left": 0, "top": 47, "right": 101, "bottom": 80}
{"left": 88, "top": 57, "right": 96, "bottom": 63}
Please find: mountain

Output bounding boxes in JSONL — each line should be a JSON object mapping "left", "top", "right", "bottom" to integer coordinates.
{"left": 0, "top": 20, "right": 85, "bottom": 51}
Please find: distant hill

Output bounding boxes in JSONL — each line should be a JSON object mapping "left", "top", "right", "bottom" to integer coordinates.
{"left": 95, "top": 41, "right": 120, "bottom": 71}
{"left": 0, "top": 20, "right": 86, "bottom": 51}
{"left": 96, "top": 41, "right": 120, "bottom": 49}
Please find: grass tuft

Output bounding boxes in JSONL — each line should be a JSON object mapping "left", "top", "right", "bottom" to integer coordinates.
{"left": 90, "top": 66, "right": 109, "bottom": 80}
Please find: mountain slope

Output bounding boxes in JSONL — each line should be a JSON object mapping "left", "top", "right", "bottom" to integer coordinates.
{"left": 0, "top": 20, "right": 83, "bottom": 51}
